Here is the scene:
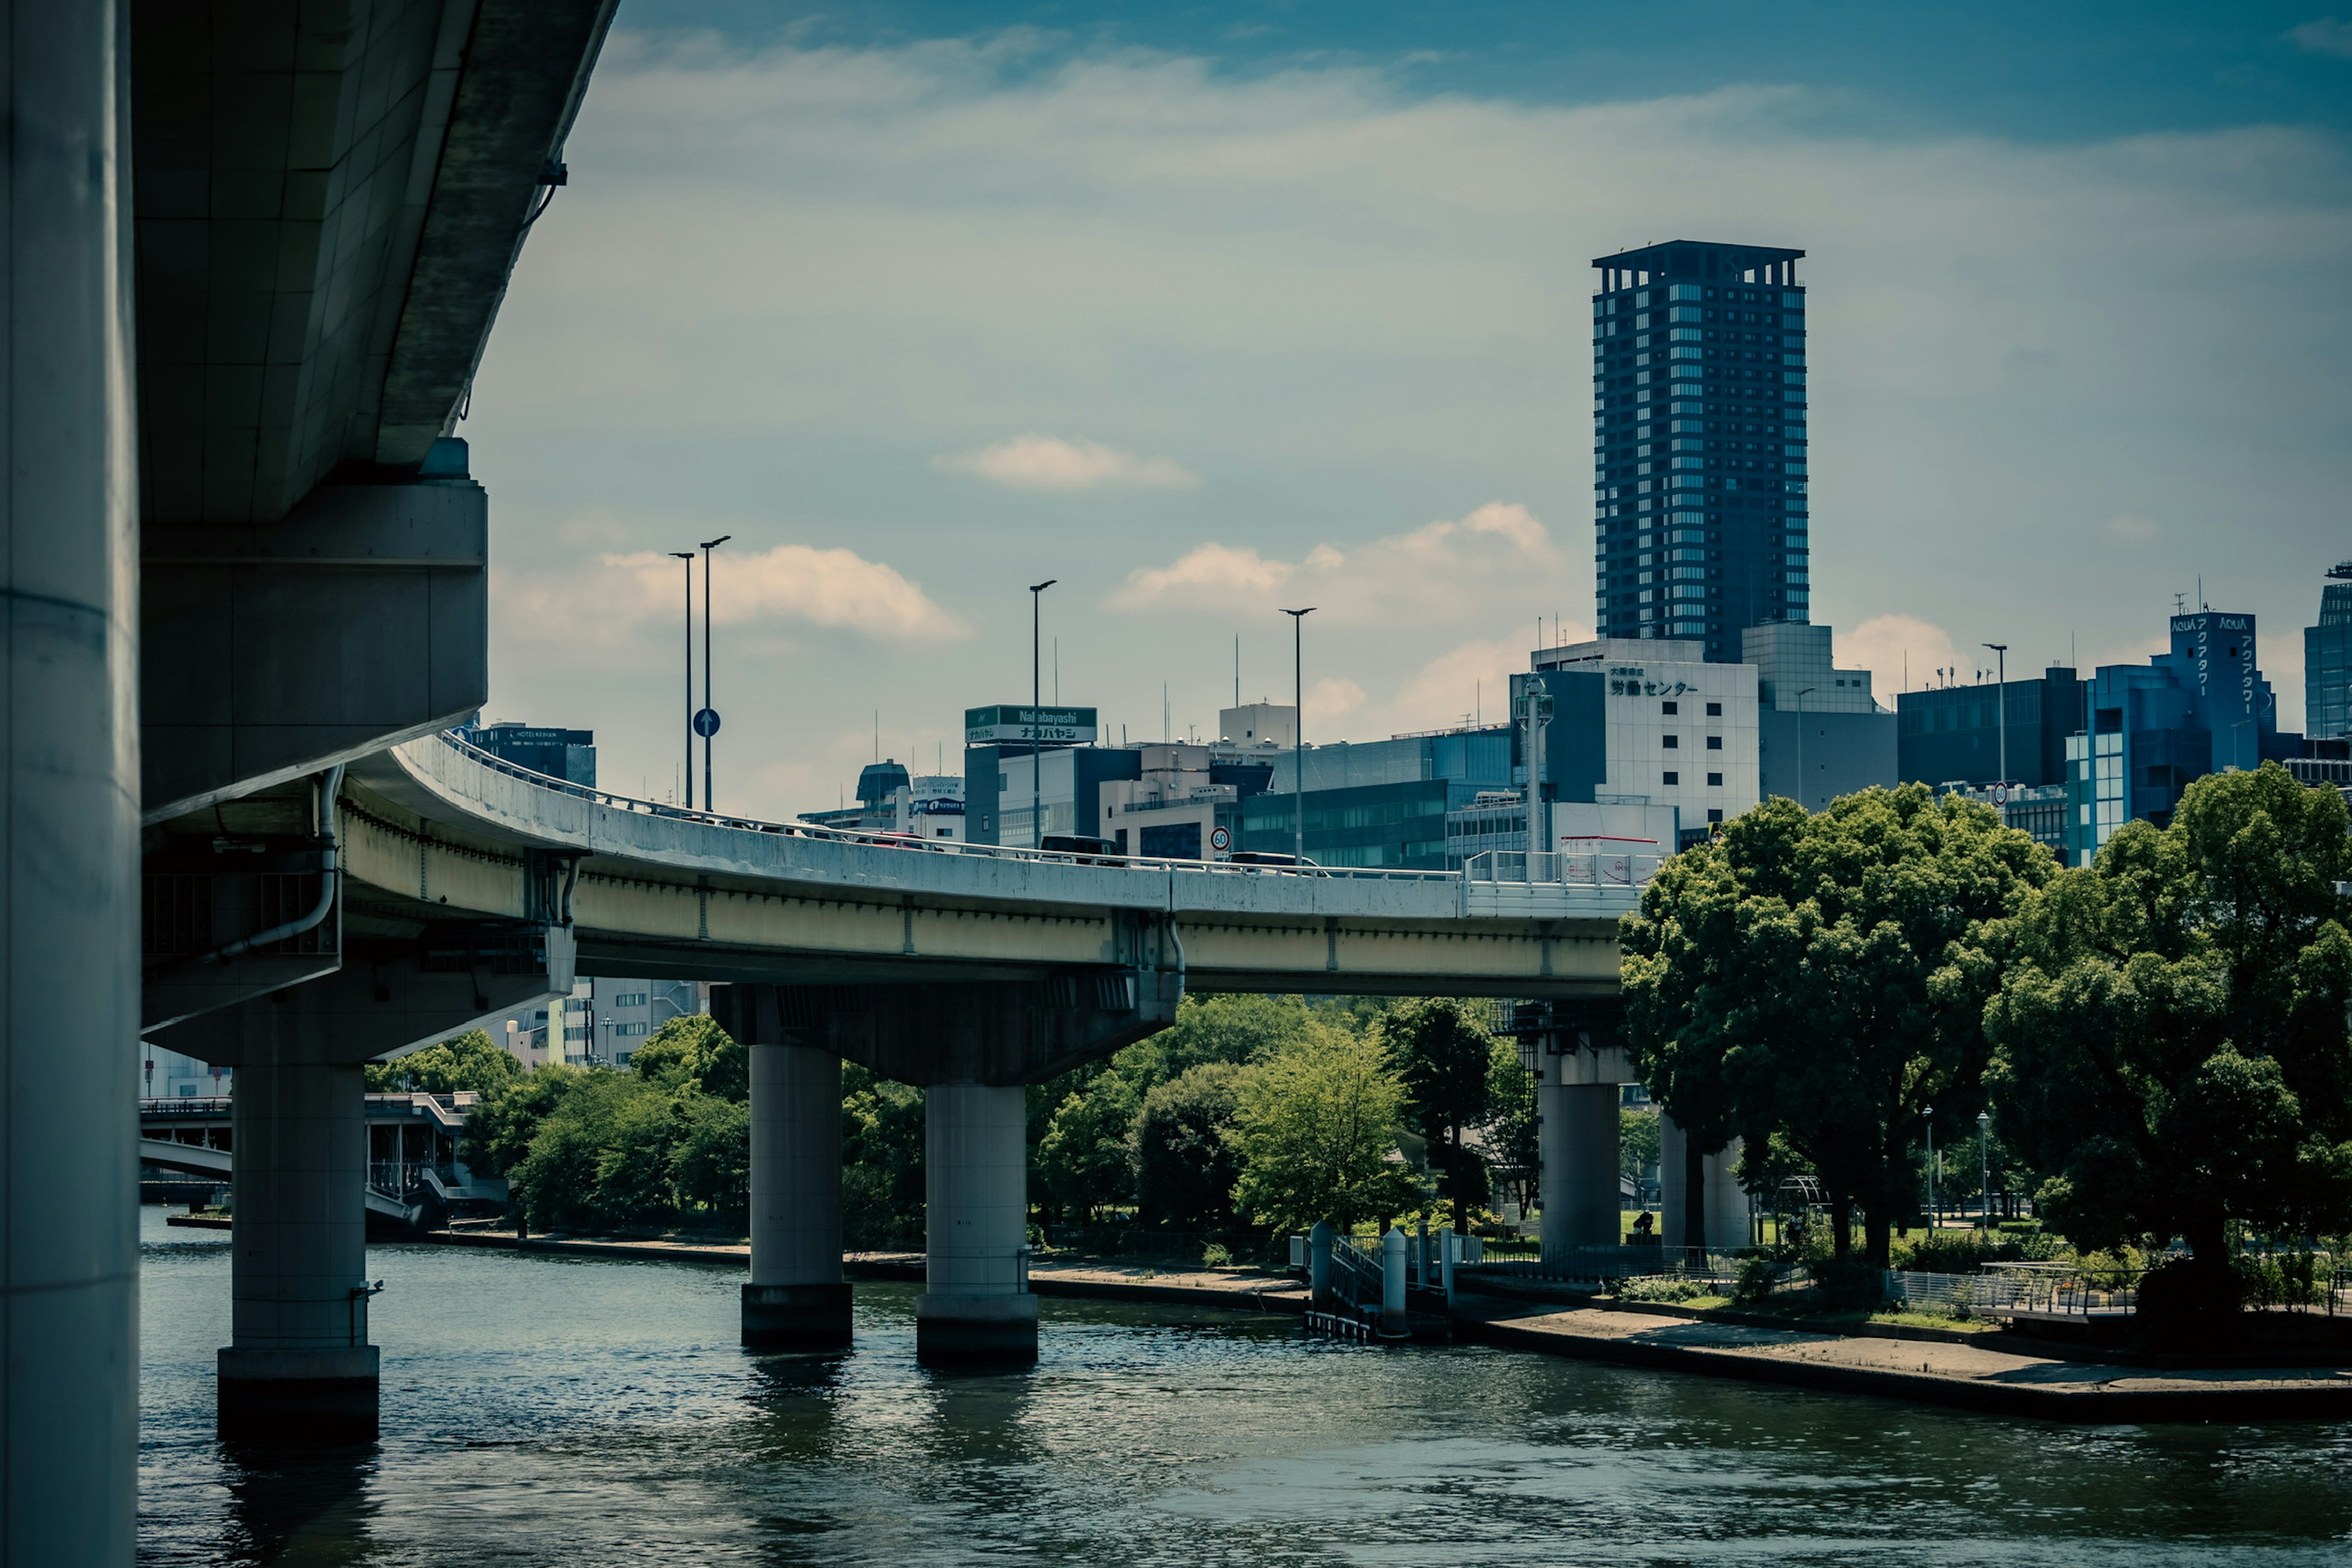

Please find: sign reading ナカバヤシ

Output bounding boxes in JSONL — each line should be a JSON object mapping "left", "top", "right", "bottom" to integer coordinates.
{"left": 964, "top": 706, "right": 1099, "bottom": 745}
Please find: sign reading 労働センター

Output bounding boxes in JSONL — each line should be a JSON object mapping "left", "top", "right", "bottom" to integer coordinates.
{"left": 964, "top": 706, "right": 1099, "bottom": 746}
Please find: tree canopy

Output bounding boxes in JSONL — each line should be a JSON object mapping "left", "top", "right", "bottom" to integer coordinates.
{"left": 1380, "top": 998, "right": 1500, "bottom": 1224}
{"left": 1623, "top": 785, "right": 2054, "bottom": 1263}
{"left": 1986, "top": 763, "right": 2352, "bottom": 1311}
{"left": 366, "top": 1028, "right": 520, "bottom": 1096}
{"left": 630, "top": 1013, "right": 745, "bottom": 1102}
{"left": 1227, "top": 1017, "right": 1418, "bottom": 1233}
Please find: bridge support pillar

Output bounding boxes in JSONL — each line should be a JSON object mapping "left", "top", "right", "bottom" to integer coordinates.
{"left": 218, "top": 1044, "right": 377, "bottom": 1442}
{"left": 917, "top": 1084, "right": 1037, "bottom": 1366}
{"left": 1539, "top": 1082, "right": 1622, "bottom": 1256}
{"left": 1660, "top": 1118, "right": 1749, "bottom": 1252}
{"left": 744, "top": 1044, "right": 850, "bottom": 1350}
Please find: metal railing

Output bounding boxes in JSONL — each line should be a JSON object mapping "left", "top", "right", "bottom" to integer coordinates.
{"left": 140, "top": 1097, "right": 234, "bottom": 1118}
{"left": 429, "top": 731, "right": 1464, "bottom": 884}
{"left": 1468, "top": 1244, "right": 1738, "bottom": 1287}
{"left": 1462, "top": 850, "right": 1664, "bottom": 889}
{"left": 1327, "top": 1234, "right": 1387, "bottom": 1313}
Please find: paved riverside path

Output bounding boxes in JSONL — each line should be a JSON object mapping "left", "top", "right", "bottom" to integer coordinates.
{"left": 1453, "top": 1297, "right": 2352, "bottom": 1421}
{"left": 414, "top": 1229, "right": 1310, "bottom": 1311}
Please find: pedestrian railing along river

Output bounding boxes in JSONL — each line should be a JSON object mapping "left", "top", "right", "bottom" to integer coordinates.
{"left": 1468, "top": 1245, "right": 1744, "bottom": 1291}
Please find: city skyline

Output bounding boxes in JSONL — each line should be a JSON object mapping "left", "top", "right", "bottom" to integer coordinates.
{"left": 458, "top": 7, "right": 2352, "bottom": 821}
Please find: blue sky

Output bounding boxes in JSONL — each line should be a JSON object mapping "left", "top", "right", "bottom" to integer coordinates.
{"left": 462, "top": 3, "right": 2352, "bottom": 812}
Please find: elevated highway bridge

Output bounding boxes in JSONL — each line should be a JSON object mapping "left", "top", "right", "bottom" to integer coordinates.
{"left": 0, "top": 2, "right": 1642, "bottom": 1554}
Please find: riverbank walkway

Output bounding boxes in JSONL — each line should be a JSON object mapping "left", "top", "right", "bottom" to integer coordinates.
{"left": 1455, "top": 1295, "right": 2352, "bottom": 1421}
{"left": 163, "top": 1215, "right": 2352, "bottom": 1419}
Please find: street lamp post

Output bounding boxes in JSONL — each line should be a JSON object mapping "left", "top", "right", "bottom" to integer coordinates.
{"left": 1983, "top": 643, "right": 2008, "bottom": 812}
{"left": 1795, "top": 688, "right": 1815, "bottom": 810}
{"left": 1923, "top": 1106, "right": 1936, "bottom": 1226}
{"left": 669, "top": 551, "right": 695, "bottom": 809}
{"left": 1978, "top": 1108, "right": 1992, "bottom": 1227}
{"left": 698, "top": 535, "right": 731, "bottom": 812}
{"left": 1281, "top": 608, "right": 1316, "bottom": 862}
{"left": 1027, "top": 580, "right": 1056, "bottom": 848}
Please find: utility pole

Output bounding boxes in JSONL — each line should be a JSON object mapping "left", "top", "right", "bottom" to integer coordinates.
{"left": 1281, "top": 608, "right": 1315, "bottom": 862}
{"left": 1977, "top": 1108, "right": 1992, "bottom": 1227}
{"left": 1029, "top": 580, "right": 1055, "bottom": 848}
{"left": 1983, "top": 642, "right": 2008, "bottom": 816}
{"left": 698, "top": 535, "right": 731, "bottom": 811}
{"left": 669, "top": 552, "right": 694, "bottom": 808}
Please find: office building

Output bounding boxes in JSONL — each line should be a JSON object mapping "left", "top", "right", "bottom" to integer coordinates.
{"left": 800, "top": 761, "right": 965, "bottom": 841}
{"left": 462, "top": 720, "right": 596, "bottom": 786}
{"left": 1897, "top": 666, "right": 2086, "bottom": 793}
{"left": 1514, "top": 636, "right": 1762, "bottom": 852}
{"left": 1744, "top": 622, "right": 1896, "bottom": 810}
{"left": 2306, "top": 562, "right": 2352, "bottom": 741}
{"left": 1591, "top": 239, "right": 1811, "bottom": 662}
{"left": 2063, "top": 610, "right": 2299, "bottom": 866}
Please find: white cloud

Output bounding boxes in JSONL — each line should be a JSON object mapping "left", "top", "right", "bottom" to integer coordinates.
{"left": 1370, "top": 636, "right": 1536, "bottom": 734}
{"left": 607, "top": 543, "right": 970, "bottom": 641}
{"left": 1843, "top": 613, "right": 1960, "bottom": 700}
{"left": 2288, "top": 18, "right": 2352, "bottom": 58}
{"left": 1303, "top": 676, "right": 1367, "bottom": 725}
{"left": 935, "top": 434, "right": 1198, "bottom": 490}
{"left": 2106, "top": 514, "right": 2161, "bottom": 543}
{"left": 1110, "top": 501, "right": 1561, "bottom": 621}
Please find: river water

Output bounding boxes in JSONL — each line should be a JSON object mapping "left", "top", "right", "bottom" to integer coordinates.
{"left": 138, "top": 1207, "right": 2352, "bottom": 1566}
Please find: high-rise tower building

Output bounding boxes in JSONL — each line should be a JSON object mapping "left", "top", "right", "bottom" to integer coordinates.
{"left": 1591, "top": 240, "right": 1809, "bottom": 662}
{"left": 2305, "top": 562, "right": 2352, "bottom": 741}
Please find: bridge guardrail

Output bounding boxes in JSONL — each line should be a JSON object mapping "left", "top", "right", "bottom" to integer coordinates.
{"left": 431, "top": 732, "right": 1674, "bottom": 895}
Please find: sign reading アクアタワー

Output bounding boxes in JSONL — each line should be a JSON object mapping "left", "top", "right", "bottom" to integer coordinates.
{"left": 965, "top": 706, "right": 1098, "bottom": 747}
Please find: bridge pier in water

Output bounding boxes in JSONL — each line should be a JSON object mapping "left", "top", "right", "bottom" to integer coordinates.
{"left": 744, "top": 1043, "right": 851, "bottom": 1349}
{"left": 156, "top": 933, "right": 573, "bottom": 1439}
{"left": 219, "top": 1044, "right": 377, "bottom": 1442}
{"left": 919, "top": 1084, "right": 1038, "bottom": 1365}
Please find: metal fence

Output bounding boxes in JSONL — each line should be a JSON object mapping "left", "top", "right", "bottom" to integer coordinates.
{"left": 1467, "top": 1244, "right": 1741, "bottom": 1289}
{"left": 1461, "top": 849, "right": 1664, "bottom": 889}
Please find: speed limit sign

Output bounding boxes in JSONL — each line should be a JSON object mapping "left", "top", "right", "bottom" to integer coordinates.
{"left": 1992, "top": 783, "right": 2008, "bottom": 806}
{"left": 1210, "top": 826, "right": 1232, "bottom": 852}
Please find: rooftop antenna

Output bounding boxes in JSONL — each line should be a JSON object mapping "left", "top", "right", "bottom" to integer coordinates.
{"left": 2198, "top": 574, "right": 2205, "bottom": 611}
{"left": 2174, "top": 592, "right": 2187, "bottom": 615}
{"left": 1235, "top": 635, "right": 1241, "bottom": 708}
{"left": 873, "top": 710, "right": 878, "bottom": 764}
{"left": 1163, "top": 682, "right": 1169, "bottom": 744}
{"left": 1054, "top": 637, "right": 1059, "bottom": 704}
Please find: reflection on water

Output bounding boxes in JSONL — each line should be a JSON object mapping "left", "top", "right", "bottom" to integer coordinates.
{"left": 138, "top": 1207, "right": 2352, "bottom": 1566}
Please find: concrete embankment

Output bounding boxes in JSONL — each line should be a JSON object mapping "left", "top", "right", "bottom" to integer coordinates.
{"left": 172, "top": 1218, "right": 2352, "bottom": 1417}
{"left": 1452, "top": 1297, "right": 2352, "bottom": 1422}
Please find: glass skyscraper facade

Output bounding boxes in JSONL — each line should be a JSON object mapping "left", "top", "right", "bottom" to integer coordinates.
{"left": 2305, "top": 562, "right": 2352, "bottom": 741}
{"left": 1591, "top": 240, "right": 1809, "bottom": 662}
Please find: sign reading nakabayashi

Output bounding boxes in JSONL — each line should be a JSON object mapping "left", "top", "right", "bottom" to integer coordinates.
{"left": 965, "top": 705, "right": 1098, "bottom": 746}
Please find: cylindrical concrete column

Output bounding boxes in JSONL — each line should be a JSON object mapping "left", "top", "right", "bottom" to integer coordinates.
{"left": 1381, "top": 1226, "right": 1406, "bottom": 1329}
{"left": 1660, "top": 1117, "right": 1749, "bottom": 1252}
{"left": 2, "top": 1, "right": 140, "bottom": 1558}
{"left": 1307, "top": 1219, "right": 1335, "bottom": 1304}
{"left": 918, "top": 1084, "right": 1037, "bottom": 1365}
{"left": 744, "top": 1044, "right": 850, "bottom": 1349}
{"left": 219, "top": 1050, "right": 377, "bottom": 1440}
{"left": 1539, "top": 1080, "right": 1621, "bottom": 1258}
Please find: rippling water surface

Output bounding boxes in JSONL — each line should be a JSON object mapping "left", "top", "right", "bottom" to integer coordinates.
{"left": 138, "top": 1207, "right": 2352, "bottom": 1566}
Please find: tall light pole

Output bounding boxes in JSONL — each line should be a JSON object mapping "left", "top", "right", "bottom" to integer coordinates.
{"left": 1977, "top": 1107, "right": 1992, "bottom": 1227}
{"left": 669, "top": 551, "right": 695, "bottom": 808}
{"left": 1281, "top": 608, "right": 1316, "bottom": 862}
{"left": 1028, "top": 580, "right": 1055, "bottom": 848}
{"left": 1795, "top": 688, "right": 1815, "bottom": 810}
{"left": 1983, "top": 642, "right": 2008, "bottom": 813}
{"left": 697, "top": 535, "right": 731, "bottom": 811}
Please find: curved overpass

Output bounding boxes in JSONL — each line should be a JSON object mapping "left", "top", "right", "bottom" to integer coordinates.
{"left": 342, "top": 732, "right": 1634, "bottom": 1001}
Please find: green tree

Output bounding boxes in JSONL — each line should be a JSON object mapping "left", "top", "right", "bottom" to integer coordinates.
{"left": 1483, "top": 1036, "right": 1540, "bottom": 1217}
{"left": 673, "top": 1093, "right": 751, "bottom": 1227}
{"left": 368, "top": 1028, "right": 520, "bottom": 1096}
{"left": 630, "top": 1013, "right": 745, "bottom": 1102}
{"left": 1986, "top": 763, "right": 2352, "bottom": 1316}
{"left": 1381, "top": 998, "right": 1499, "bottom": 1225}
{"left": 1228, "top": 1017, "right": 1419, "bottom": 1233}
{"left": 1619, "top": 1104, "right": 1661, "bottom": 1185}
{"left": 1624, "top": 786, "right": 2053, "bottom": 1264}
{"left": 1130, "top": 1061, "right": 1251, "bottom": 1231}
{"left": 841, "top": 1061, "right": 925, "bottom": 1248}
{"left": 464, "top": 1062, "right": 584, "bottom": 1175}
{"left": 1129, "top": 993, "right": 1316, "bottom": 1078}
{"left": 1035, "top": 1065, "right": 1146, "bottom": 1223}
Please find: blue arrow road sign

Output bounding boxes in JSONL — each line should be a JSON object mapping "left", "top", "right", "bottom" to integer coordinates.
{"left": 692, "top": 707, "right": 721, "bottom": 739}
